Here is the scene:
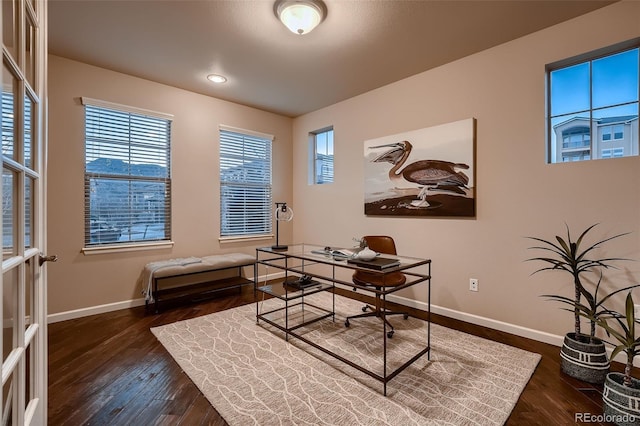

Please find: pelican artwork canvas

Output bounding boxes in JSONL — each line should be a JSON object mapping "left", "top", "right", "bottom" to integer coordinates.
{"left": 364, "top": 118, "right": 476, "bottom": 217}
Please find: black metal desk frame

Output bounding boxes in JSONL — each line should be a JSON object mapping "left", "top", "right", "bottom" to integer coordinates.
{"left": 255, "top": 244, "right": 431, "bottom": 396}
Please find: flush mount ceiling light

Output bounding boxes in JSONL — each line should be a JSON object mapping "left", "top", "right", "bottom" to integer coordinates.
{"left": 207, "top": 74, "right": 227, "bottom": 84}
{"left": 274, "top": 0, "right": 326, "bottom": 35}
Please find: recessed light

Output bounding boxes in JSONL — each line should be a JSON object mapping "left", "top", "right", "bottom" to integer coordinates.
{"left": 207, "top": 74, "right": 227, "bottom": 84}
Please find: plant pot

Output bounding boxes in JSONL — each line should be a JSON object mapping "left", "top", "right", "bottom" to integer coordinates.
{"left": 603, "top": 372, "right": 640, "bottom": 425}
{"left": 560, "top": 332, "right": 609, "bottom": 384}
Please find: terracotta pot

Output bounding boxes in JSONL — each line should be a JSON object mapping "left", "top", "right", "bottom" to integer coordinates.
{"left": 603, "top": 372, "right": 640, "bottom": 425}
{"left": 560, "top": 332, "right": 609, "bottom": 384}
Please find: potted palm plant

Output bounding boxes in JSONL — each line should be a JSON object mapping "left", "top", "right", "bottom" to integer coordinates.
{"left": 593, "top": 292, "right": 640, "bottom": 425}
{"left": 527, "top": 223, "right": 630, "bottom": 384}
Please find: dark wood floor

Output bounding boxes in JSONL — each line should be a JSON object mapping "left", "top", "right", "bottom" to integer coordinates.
{"left": 48, "top": 287, "right": 619, "bottom": 425}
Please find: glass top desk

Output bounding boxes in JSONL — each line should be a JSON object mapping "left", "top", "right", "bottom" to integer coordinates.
{"left": 254, "top": 243, "right": 431, "bottom": 396}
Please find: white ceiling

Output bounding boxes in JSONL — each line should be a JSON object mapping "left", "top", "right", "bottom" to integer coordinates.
{"left": 48, "top": 0, "right": 615, "bottom": 117}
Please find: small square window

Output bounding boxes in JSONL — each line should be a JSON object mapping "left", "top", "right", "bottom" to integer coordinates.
{"left": 547, "top": 39, "right": 639, "bottom": 163}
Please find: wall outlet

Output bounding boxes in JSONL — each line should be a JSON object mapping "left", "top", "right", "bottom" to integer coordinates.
{"left": 635, "top": 304, "right": 640, "bottom": 317}
{"left": 469, "top": 278, "right": 479, "bottom": 292}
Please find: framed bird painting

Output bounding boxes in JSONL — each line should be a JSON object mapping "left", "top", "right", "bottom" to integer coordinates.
{"left": 363, "top": 118, "right": 476, "bottom": 217}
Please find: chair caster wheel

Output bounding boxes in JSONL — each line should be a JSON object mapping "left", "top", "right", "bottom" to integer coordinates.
{"left": 387, "top": 331, "right": 394, "bottom": 339}
{"left": 403, "top": 314, "right": 409, "bottom": 320}
{"left": 362, "top": 306, "right": 368, "bottom": 312}
{"left": 345, "top": 320, "right": 350, "bottom": 328}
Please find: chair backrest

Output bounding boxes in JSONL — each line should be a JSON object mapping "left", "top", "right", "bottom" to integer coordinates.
{"left": 352, "top": 235, "right": 405, "bottom": 287}
{"left": 361, "top": 235, "right": 397, "bottom": 255}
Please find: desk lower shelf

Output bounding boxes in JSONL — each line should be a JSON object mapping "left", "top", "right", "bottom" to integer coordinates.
{"left": 257, "top": 301, "right": 334, "bottom": 333}
{"left": 257, "top": 280, "right": 334, "bottom": 300}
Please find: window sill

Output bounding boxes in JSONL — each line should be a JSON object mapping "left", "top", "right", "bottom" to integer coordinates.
{"left": 82, "top": 241, "right": 174, "bottom": 256}
{"left": 219, "top": 234, "right": 273, "bottom": 244}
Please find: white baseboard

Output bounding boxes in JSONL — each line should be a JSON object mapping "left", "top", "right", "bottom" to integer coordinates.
{"left": 46, "top": 272, "right": 281, "bottom": 324}
{"left": 48, "top": 298, "right": 147, "bottom": 324}
{"left": 384, "top": 293, "right": 565, "bottom": 347}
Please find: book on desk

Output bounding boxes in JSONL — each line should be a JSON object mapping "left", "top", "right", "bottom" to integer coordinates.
{"left": 347, "top": 256, "right": 401, "bottom": 270}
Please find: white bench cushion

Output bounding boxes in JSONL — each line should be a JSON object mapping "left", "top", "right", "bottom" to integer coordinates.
{"left": 142, "top": 253, "right": 255, "bottom": 302}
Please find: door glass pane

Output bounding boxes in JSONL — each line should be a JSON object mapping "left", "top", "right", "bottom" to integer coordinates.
{"left": 25, "top": 259, "right": 35, "bottom": 331}
{"left": 24, "top": 95, "right": 34, "bottom": 169}
{"left": 25, "top": 346, "right": 33, "bottom": 407}
{"left": 25, "top": 177, "right": 33, "bottom": 249}
{"left": 3, "top": 269, "right": 16, "bottom": 363}
{"left": 2, "top": 0, "right": 17, "bottom": 60}
{"left": 3, "top": 375, "right": 13, "bottom": 424}
{"left": 2, "top": 63, "right": 17, "bottom": 161}
{"left": 3, "top": 168, "right": 17, "bottom": 259}
{"left": 25, "top": 16, "right": 36, "bottom": 89}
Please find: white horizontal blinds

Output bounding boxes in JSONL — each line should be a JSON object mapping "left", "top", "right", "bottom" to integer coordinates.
{"left": 2, "top": 90, "right": 14, "bottom": 159}
{"left": 220, "top": 128, "right": 273, "bottom": 237}
{"left": 84, "top": 103, "right": 172, "bottom": 246}
{"left": 1, "top": 92, "right": 32, "bottom": 165}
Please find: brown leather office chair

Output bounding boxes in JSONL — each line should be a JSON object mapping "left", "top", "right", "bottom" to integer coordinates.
{"left": 345, "top": 235, "right": 409, "bottom": 338}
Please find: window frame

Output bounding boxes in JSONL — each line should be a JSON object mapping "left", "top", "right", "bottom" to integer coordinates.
{"left": 546, "top": 38, "right": 640, "bottom": 164}
{"left": 81, "top": 97, "right": 173, "bottom": 252}
{"left": 219, "top": 125, "right": 273, "bottom": 241}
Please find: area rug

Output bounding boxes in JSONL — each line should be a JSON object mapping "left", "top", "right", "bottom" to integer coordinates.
{"left": 152, "top": 292, "right": 540, "bottom": 425}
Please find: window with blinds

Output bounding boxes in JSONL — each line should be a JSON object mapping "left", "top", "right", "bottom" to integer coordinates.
{"left": 83, "top": 99, "right": 172, "bottom": 246}
{"left": 219, "top": 127, "right": 273, "bottom": 237}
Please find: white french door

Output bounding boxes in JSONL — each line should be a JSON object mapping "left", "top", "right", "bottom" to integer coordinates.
{"left": 2, "top": 0, "right": 48, "bottom": 425}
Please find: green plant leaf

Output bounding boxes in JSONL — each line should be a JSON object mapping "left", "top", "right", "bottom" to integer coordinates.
{"left": 626, "top": 292, "right": 635, "bottom": 341}
{"left": 611, "top": 345, "right": 625, "bottom": 361}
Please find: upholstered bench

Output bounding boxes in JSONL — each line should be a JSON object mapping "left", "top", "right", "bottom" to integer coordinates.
{"left": 142, "top": 253, "right": 255, "bottom": 313}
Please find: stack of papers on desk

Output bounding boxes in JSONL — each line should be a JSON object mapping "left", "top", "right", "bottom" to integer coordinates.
{"left": 330, "top": 249, "right": 356, "bottom": 259}
{"left": 310, "top": 248, "right": 356, "bottom": 259}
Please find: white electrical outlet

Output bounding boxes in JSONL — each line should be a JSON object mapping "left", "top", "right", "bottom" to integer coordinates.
{"left": 635, "top": 304, "right": 640, "bottom": 317}
{"left": 469, "top": 278, "right": 479, "bottom": 292}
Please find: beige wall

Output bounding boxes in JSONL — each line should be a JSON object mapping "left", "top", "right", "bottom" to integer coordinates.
{"left": 47, "top": 1, "right": 640, "bottom": 341}
{"left": 291, "top": 1, "right": 640, "bottom": 338}
{"left": 47, "top": 56, "right": 293, "bottom": 314}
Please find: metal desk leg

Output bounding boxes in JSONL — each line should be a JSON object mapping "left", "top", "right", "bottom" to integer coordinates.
{"left": 383, "top": 290, "right": 388, "bottom": 396}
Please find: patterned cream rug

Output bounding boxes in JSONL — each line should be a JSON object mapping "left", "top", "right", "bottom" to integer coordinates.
{"left": 152, "top": 292, "right": 540, "bottom": 425}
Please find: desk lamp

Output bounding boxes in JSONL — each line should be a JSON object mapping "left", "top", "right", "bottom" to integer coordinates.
{"left": 272, "top": 202, "right": 293, "bottom": 250}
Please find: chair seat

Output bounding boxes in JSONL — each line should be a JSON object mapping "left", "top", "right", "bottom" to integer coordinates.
{"left": 346, "top": 235, "right": 410, "bottom": 339}
{"left": 353, "top": 270, "right": 406, "bottom": 288}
